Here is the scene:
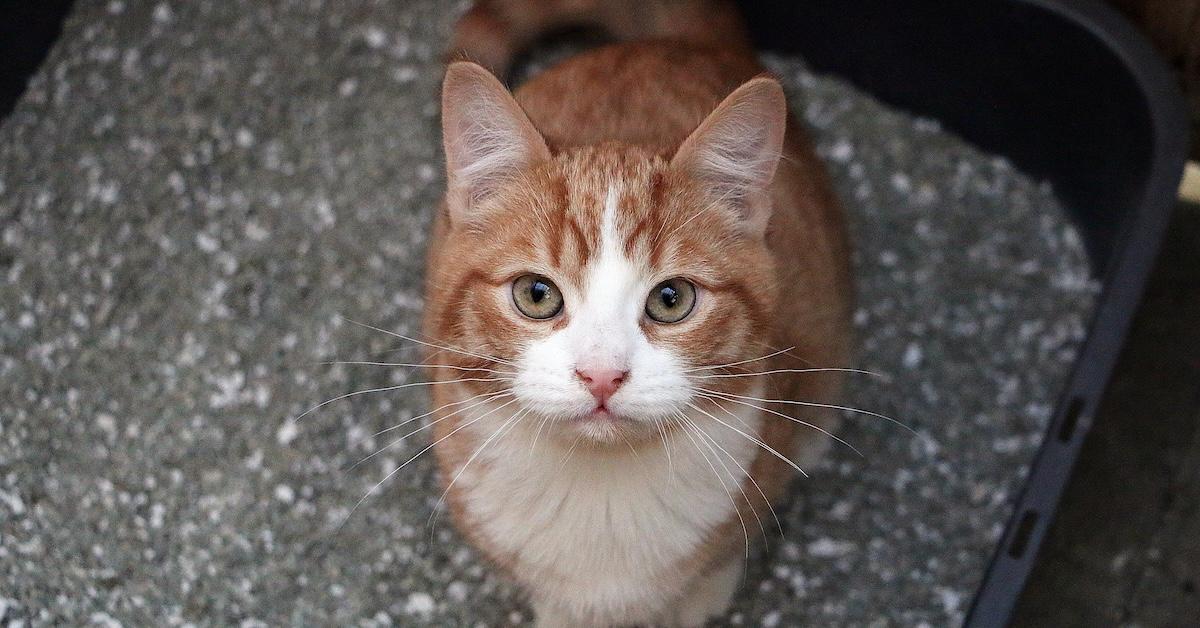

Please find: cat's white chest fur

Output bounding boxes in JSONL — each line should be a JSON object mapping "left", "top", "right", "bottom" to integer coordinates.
{"left": 448, "top": 392, "right": 764, "bottom": 625}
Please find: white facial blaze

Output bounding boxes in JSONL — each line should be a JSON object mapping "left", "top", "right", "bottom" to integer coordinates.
{"left": 571, "top": 185, "right": 639, "bottom": 372}
{"left": 512, "top": 183, "right": 693, "bottom": 425}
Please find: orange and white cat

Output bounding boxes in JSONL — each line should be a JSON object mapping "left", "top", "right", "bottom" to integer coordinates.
{"left": 422, "top": 1, "right": 852, "bottom": 625}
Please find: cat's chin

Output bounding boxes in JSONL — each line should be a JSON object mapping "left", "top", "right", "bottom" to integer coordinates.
{"left": 554, "top": 409, "right": 661, "bottom": 447}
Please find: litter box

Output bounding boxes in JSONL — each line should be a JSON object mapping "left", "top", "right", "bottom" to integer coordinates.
{"left": 0, "top": 0, "right": 1187, "bottom": 626}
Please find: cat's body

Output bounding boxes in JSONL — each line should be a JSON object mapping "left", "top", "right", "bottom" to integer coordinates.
{"left": 422, "top": 2, "right": 851, "bottom": 625}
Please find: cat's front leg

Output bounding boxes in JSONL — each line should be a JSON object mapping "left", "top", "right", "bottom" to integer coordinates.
{"left": 531, "top": 597, "right": 577, "bottom": 628}
{"left": 666, "top": 559, "right": 743, "bottom": 627}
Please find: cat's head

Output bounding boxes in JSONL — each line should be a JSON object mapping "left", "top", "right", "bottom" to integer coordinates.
{"left": 428, "top": 62, "right": 787, "bottom": 445}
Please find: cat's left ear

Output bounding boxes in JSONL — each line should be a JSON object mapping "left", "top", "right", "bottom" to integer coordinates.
{"left": 441, "top": 61, "right": 551, "bottom": 222}
{"left": 671, "top": 77, "right": 787, "bottom": 237}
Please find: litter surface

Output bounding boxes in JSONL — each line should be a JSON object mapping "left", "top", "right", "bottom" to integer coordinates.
{"left": 0, "top": 1, "right": 1097, "bottom": 625}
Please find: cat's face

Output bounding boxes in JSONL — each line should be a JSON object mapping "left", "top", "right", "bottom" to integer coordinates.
{"left": 430, "top": 149, "right": 776, "bottom": 443}
{"left": 428, "top": 62, "right": 786, "bottom": 445}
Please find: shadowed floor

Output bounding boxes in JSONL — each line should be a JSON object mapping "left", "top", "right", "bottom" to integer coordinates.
{"left": 1014, "top": 203, "right": 1200, "bottom": 626}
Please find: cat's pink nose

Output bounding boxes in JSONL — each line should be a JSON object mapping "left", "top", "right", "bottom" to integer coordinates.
{"left": 575, "top": 368, "right": 628, "bottom": 405}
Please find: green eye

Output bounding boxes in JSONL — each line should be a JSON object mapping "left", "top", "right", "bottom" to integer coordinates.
{"left": 645, "top": 278, "right": 697, "bottom": 323}
{"left": 512, "top": 275, "right": 564, "bottom": 319}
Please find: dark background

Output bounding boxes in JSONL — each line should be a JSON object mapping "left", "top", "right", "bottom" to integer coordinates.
{"left": 0, "top": 0, "right": 75, "bottom": 119}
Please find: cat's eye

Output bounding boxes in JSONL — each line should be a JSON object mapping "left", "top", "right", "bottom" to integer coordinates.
{"left": 511, "top": 275, "right": 564, "bottom": 320}
{"left": 645, "top": 278, "right": 697, "bottom": 324}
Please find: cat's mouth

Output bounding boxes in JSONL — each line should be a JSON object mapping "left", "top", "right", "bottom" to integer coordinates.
{"left": 567, "top": 406, "right": 643, "bottom": 445}
{"left": 584, "top": 405, "right": 620, "bottom": 422}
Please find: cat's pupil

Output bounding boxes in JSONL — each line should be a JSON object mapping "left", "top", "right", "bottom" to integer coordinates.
{"left": 660, "top": 286, "right": 679, "bottom": 308}
{"left": 530, "top": 282, "right": 548, "bottom": 303}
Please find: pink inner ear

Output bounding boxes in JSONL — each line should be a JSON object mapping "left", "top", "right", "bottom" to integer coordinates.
{"left": 441, "top": 62, "right": 550, "bottom": 218}
{"left": 671, "top": 77, "right": 788, "bottom": 235}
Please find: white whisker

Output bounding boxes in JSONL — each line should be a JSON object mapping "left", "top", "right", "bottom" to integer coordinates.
{"left": 679, "top": 412, "right": 765, "bottom": 542}
{"left": 696, "top": 392, "right": 864, "bottom": 458}
{"left": 340, "top": 317, "right": 519, "bottom": 367}
{"left": 683, "top": 401, "right": 809, "bottom": 478}
{"left": 336, "top": 400, "right": 513, "bottom": 529}
{"left": 555, "top": 433, "right": 585, "bottom": 474}
{"left": 688, "top": 367, "right": 886, "bottom": 380}
{"left": 528, "top": 413, "right": 554, "bottom": 462}
{"left": 685, "top": 402, "right": 783, "bottom": 536}
{"left": 701, "top": 388, "right": 916, "bottom": 436}
{"left": 675, "top": 411, "right": 750, "bottom": 558}
{"left": 347, "top": 397, "right": 520, "bottom": 471}
{"left": 289, "top": 377, "right": 505, "bottom": 423}
{"left": 656, "top": 418, "right": 675, "bottom": 484}
{"left": 682, "top": 346, "right": 796, "bottom": 373}
{"left": 430, "top": 406, "right": 531, "bottom": 531}
{"left": 355, "top": 390, "right": 511, "bottom": 446}
{"left": 321, "top": 360, "right": 518, "bottom": 376}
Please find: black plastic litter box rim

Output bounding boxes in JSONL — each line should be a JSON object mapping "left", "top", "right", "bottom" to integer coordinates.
{"left": 737, "top": 0, "right": 1189, "bottom": 625}
{"left": 965, "top": 1, "right": 1189, "bottom": 625}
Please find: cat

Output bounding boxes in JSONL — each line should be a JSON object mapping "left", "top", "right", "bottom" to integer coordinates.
{"left": 421, "top": 1, "right": 852, "bottom": 625}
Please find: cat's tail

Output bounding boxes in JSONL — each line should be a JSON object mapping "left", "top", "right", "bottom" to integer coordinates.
{"left": 448, "top": 0, "right": 752, "bottom": 79}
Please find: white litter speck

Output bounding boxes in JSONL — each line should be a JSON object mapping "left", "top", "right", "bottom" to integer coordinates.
{"left": 152, "top": 2, "right": 173, "bottom": 23}
{"left": 364, "top": 26, "right": 388, "bottom": 49}
{"left": 90, "top": 612, "right": 123, "bottom": 628}
{"left": 149, "top": 503, "right": 165, "bottom": 529}
{"left": 339, "top": 78, "right": 359, "bottom": 97}
{"left": 828, "top": 138, "right": 854, "bottom": 163}
{"left": 762, "top": 610, "right": 782, "bottom": 627}
{"left": 209, "top": 371, "right": 245, "bottom": 408}
{"left": 235, "top": 127, "right": 255, "bottom": 148}
{"left": 405, "top": 592, "right": 435, "bottom": 617}
{"left": 195, "top": 232, "right": 220, "bottom": 253}
{"left": 913, "top": 117, "right": 942, "bottom": 133}
{"left": 166, "top": 170, "right": 185, "bottom": 194}
{"left": 276, "top": 420, "right": 299, "bottom": 445}
{"left": 807, "top": 537, "right": 856, "bottom": 558}
{"left": 934, "top": 587, "right": 963, "bottom": 615}
{"left": 392, "top": 66, "right": 418, "bottom": 83}
{"left": 0, "top": 490, "right": 26, "bottom": 516}
{"left": 902, "top": 342, "right": 923, "bottom": 369}
{"left": 274, "top": 484, "right": 295, "bottom": 503}
{"left": 829, "top": 500, "right": 853, "bottom": 521}
{"left": 96, "top": 412, "right": 117, "bottom": 439}
{"left": 446, "top": 581, "right": 469, "bottom": 602}
{"left": 244, "top": 220, "right": 269, "bottom": 242}
{"left": 314, "top": 198, "right": 336, "bottom": 228}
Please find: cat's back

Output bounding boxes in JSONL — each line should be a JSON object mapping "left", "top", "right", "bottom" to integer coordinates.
{"left": 514, "top": 42, "right": 763, "bottom": 154}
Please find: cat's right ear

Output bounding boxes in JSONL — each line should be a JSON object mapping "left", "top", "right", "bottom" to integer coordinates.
{"left": 670, "top": 77, "right": 787, "bottom": 237}
{"left": 441, "top": 61, "right": 550, "bottom": 222}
